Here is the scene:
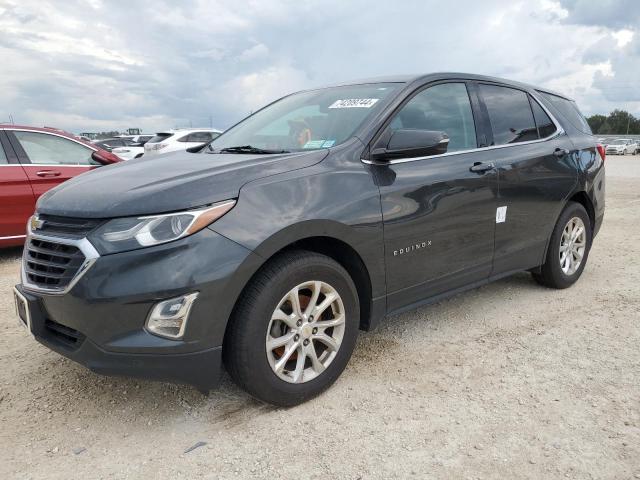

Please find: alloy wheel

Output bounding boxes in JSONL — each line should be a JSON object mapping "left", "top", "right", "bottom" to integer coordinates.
{"left": 266, "top": 280, "right": 346, "bottom": 384}
{"left": 559, "top": 216, "right": 586, "bottom": 276}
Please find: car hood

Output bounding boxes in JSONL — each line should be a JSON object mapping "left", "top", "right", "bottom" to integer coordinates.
{"left": 38, "top": 149, "right": 328, "bottom": 218}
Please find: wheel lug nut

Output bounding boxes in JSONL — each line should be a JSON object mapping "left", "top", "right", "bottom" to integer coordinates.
{"left": 294, "top": 334, "right": 300, "bottom": 341}
{"left": 296, "top": 320, "right": 302, "bottom": 327}
{"left": 312, "top": 328, "right": 318, "bottom": 334}
{"left": 309, "top": 315, "right": 314, "bottom": 322}
{"left": 303, "top": 339, "right": 309, "bottom": 346}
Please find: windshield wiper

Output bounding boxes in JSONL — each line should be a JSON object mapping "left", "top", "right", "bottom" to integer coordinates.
{"left": 216, "top": 145, "right": 290, "bottom": 154}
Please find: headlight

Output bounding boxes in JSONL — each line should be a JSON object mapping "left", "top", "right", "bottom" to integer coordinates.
{"left": 89, "top": 200, "right": 235, "bottom": 254}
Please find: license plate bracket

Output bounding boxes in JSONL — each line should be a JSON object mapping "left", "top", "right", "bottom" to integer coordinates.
{"left": 13, "top": 287, "right": 32, "bottom": 333}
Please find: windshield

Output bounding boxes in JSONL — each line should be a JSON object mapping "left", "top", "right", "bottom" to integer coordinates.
{"left": 208, "top": 83, "right": 401, "bottom": 153}
{"left": 611, "top": 139, "right": 627, "bottom": 145}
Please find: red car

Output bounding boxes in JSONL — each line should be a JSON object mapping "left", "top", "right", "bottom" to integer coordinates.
{"left": 0, "top": 125, "right": 120, "bottom": 247}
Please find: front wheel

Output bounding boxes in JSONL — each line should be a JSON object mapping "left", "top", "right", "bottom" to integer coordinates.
{"left": 532, "top": 202, "right": 591, "bottom": 289}
{"left": 223, "top": 250, "right": 360, "bottom": 406}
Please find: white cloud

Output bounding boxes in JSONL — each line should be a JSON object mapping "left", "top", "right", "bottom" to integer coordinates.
{"left": 220, "top": 64, "right": 312, "bottom": 115}
{"left": 540, "top": 0, "right": 569, "bottom": 19}
{"left": 239, "top": 43, "right": 269, "bottom": 62}
{"left": 612, "top": 29, "right": 634, "bottom": 48}
{"left": 0, "top": 0, "right": 638, "bottom": 131}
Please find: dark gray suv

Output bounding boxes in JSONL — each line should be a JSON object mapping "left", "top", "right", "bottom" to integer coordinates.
{"left": 14, "top": 73, "right": 605, "bottom": 406}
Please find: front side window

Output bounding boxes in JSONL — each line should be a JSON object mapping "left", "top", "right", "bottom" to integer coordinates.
{"left": 13, "top": 131, "right": 94, "bottom": 165}
{"left": 208, "top": 83, "right": 400, "bottom": 152}
{"left": 389, "top": 82, "right": 477, "bottom": 152}
{"left": 479, "top": 84, "right": 538, "bottom": 145}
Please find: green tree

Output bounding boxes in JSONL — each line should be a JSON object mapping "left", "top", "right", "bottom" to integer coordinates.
{"left": 587, "top": 110, "right": 640, "bottom": 135}
{"left": 586, "top": 114, "right": 607, "bottom": 134}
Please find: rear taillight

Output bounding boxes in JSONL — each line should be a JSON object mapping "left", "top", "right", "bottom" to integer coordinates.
{"left": 596, "top": 144, "right": 606, "bottom": 163}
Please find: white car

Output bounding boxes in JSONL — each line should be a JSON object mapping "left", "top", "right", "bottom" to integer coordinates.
{"left": 605, "top": 138, "right": 637, "bottom": 155}
{"left": 112, "top": 135, "right": 155, "bottom": 160}
{"left": 143, "top": 128, "right": 222, "bottom": 157}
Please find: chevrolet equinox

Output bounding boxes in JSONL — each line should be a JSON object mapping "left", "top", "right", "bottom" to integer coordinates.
{"left": 14, "top": 73, "right": 605, "bottom": 406}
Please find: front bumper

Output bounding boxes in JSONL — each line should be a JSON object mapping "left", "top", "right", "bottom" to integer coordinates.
{"left": 16, "top": 227, "right": 262, "bottom": 391}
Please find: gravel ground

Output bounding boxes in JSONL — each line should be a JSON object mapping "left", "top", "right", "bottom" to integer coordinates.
{"left": 1, "top": 156, "right": 639, "bottom": 480}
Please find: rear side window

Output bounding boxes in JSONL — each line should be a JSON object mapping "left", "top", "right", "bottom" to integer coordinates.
{"left": 390, "top": 82, "right": 477, "bottom": 152}
{"left": 148, "top": 133, "right": 173, "bottom": 143}
{"left": 13, "top": 131, "right": 94, "bottom": 165}
{"left": 479, "top": 84, "right": 538, "bottom": 145}
{"left": 530, "top": 98, "right": 558, "bottom": 138}
{"left": 538, "top": 91, "right": 592, "bottom": 134}
{"left": 0, "top": 141, "right": 7, "bottom": 164}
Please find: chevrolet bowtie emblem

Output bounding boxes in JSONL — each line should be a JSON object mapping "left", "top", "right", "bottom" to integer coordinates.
{"left": 30, "top": 215, "right": 44, "bottom": 231}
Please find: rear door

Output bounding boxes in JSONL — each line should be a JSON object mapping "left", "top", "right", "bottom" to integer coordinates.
{"left": 7, "top": 130, "right": 98, "bottom": 202}
{"left": 0, "top": 131, "right": 35, "bottom": 244}
{"left": 474, "top": 83, "right": 577, "bottom": 275}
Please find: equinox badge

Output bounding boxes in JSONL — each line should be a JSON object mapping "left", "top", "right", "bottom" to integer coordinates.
{"left": 394, "top": 240, "right": 431, "bottom": 256}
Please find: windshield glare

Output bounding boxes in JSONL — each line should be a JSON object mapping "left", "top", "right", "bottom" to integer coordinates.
{"left": 209, "top": 83, "right": 400, "bottom": 153}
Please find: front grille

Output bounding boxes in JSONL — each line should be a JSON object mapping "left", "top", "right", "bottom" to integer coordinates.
{"left": 36, "top": 215, "right": 102, "bottom": 239}
{"left": 25, "top": 238, "right": 86, "bottom": 290}
{"left": 44, "top": 319, "right": 84, "bottom": 349}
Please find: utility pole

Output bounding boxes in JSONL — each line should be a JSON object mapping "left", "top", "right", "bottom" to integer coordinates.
{"left": 626, "top": 114, "right": 631, "bottom": 135}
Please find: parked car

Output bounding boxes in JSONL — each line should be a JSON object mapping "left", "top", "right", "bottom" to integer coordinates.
{"left": 143, "top": 128, "right": 222, "bottom": 157}
{"left": 605, "top": 138, "right": 632, "bottom": 155}
{"left": 92, "top": 137, "right": 140, "bottom": 152}
{"left": 111, "top": 135, "right": 155, "bottom": 160}
{"left": 0, "top": 125, "right": 120, "bottom": 247}
{"left": 13, "top": 73, "right": 604, "bottom": 406}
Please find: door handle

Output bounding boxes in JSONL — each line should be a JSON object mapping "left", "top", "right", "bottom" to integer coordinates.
{"left": 469, "top": 162, "right": 495, "bottom": 173}
{"left": 36, "top": 170, "right": 61, "bottom": 177}
{"left": 553, "top": 148, "right": 570, "bottom": 158}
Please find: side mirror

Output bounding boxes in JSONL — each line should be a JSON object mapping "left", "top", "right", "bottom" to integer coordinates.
{"left": 91, "top": 150, "right": 120, "bottom": 165}
{"left": 371, "top": 129, "right": 449, "bottom": 161}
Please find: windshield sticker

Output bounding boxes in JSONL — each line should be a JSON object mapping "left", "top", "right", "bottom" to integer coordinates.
{"left": 328, "top": 98, "right": 379, "bottom": 109}
{"left": 303, "top": 140, "right": 326, "bottom": 149}
{"left": 322, "top": 140, "right": 335, "bottom": 148}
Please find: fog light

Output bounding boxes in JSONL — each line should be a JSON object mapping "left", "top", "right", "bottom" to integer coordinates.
{"left": 145, "top": 293, "right": 199, "bottom": 340}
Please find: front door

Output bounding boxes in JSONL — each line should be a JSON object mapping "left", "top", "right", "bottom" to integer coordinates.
{"left": 7, "top": 130, "right": 97, "bottom": 202}
{"left": 372, "top": 82, "right": 498, "bottom": 312}
{"left": 0, "top": 132, "right": 35, "bottom": 245}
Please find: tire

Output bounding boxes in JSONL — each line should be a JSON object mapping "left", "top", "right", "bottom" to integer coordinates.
{"left": 532, "top": 202, "right": 591, "bottom": 289}
{"left": 223, "top": 250, "right": 360, "bottom": 406}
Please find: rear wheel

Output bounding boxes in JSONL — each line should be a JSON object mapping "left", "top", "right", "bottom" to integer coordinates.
{"left": 532, "top": 202, "right": 591, "bottom": 289}
{"left": 223, "top": 250, "right": 359, "bottom": 406}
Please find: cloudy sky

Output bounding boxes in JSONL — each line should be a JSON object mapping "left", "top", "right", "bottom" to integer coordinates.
{"left": 0, "top": 0, "right": 637, "bottom": 133}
